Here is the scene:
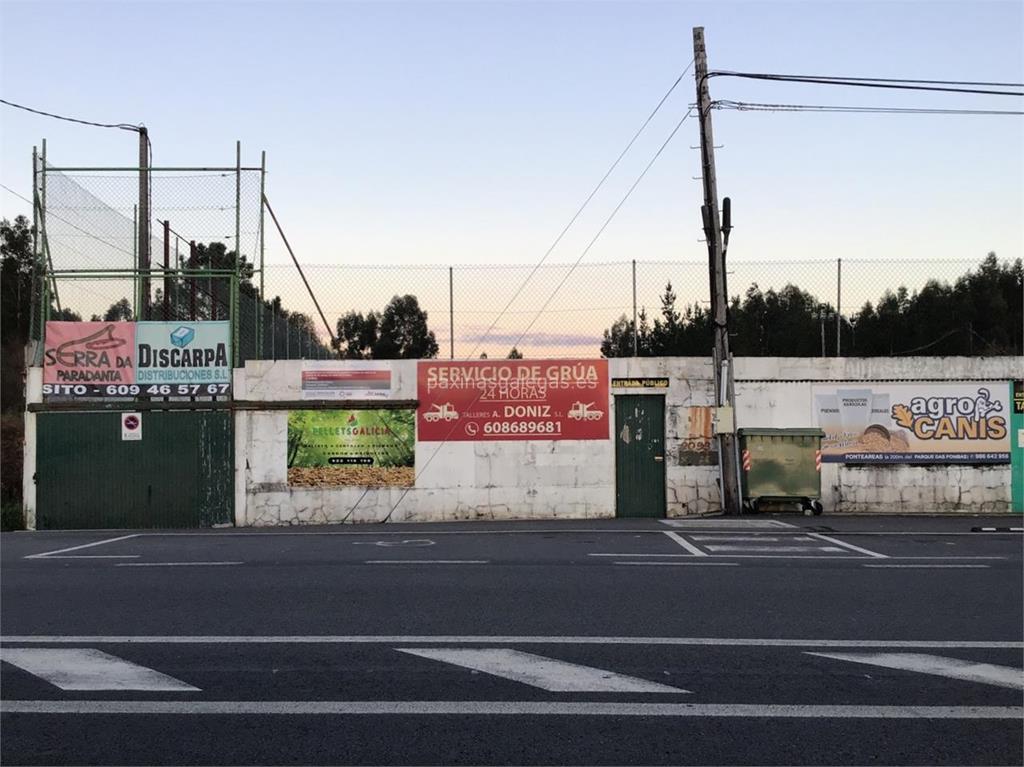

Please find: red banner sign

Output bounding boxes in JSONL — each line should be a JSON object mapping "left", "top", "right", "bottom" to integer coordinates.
{"left": 43, "top": 322, "right": 136, "bottom": 396}
{"left": 417, "top": 360, "right": 609, "bottom": 441}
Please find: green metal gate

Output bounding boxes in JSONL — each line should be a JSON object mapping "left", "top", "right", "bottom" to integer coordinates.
{"left": 615, "top": 394, "right": 666, "bottom": 518}
{"left": 36, "top": 410, "right": 233, "bottom": 529}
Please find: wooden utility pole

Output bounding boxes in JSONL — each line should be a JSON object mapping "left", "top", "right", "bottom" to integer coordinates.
{"left": 694, "top": 26, "right": 741, "bottom": 515}
{"left": 138, "top": 128, "right": 150, "bottom": 320}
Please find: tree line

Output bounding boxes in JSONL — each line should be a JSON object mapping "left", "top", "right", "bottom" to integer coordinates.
{"left": 601, "top": 253, "right": 1022, "bottom": 358}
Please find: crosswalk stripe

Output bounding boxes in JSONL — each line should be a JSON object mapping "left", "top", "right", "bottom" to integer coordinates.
{"left": 704, "top": 545, "right": 847, "bottom": 553}
{"left": 0, "top": 648, "right": 199, "bottom": 691}
{"left": 806, "top": 652, "right": 1024, "bottom": 690}
{"left": 397, "top": 648, "right": 689, "bottom": 693}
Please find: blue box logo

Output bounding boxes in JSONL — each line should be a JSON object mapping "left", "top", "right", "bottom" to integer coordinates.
{"left": 170, "top": 326, "right": 195, "bottom": 348}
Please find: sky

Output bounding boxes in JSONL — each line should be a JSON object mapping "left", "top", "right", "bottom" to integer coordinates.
{"left": 1, "top": 0, "right": 1021, "bottom": 353}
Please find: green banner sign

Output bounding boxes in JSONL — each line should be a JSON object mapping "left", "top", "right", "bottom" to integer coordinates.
{"left": 287, "top": 409, "right": 415, "bottom": 487}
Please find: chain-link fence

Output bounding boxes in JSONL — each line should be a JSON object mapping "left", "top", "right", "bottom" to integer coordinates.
{"left": 260, "top": 257, "right": 1013, "bottom": 359}
{"left": 34, "top": 152, "right": 1019, "bottom": 360}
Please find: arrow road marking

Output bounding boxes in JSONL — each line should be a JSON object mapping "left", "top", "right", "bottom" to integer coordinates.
{"left": 0, "top": 648, "right": 199, "bottom": 691}
{"left": 807, "top": 652, "right": 1024, "bottom": 690}
{"left": 397, "top": 648, "right": 689, "bottom": 693}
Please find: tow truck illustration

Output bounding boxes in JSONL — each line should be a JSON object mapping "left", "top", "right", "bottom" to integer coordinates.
{"left": 568, "top": 401, "right": 603, "bottom": 421}
{"left": 423, "top": 402, "right": 459, "bottom": 422}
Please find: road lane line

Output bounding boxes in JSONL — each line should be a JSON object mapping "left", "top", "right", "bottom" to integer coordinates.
{"left": 37, "top": 555, "right": 141, "bottom": 559}
{"left": 660, "top": 520, "right": 798, "bottom": 529}
{"left": 704, "top": 545, "right": 846, "bottom": 553}
{"left": 689, "top": 536, "right": 812, "bottom": 542}
{"left": 807, "top": 532, "right": 888, "bottom": 558}
{"left": 807, "top": 651, "right": 1024, "bottom": 690}
{"left": 115, "top": 562, "right": 242, "bottom": 567}
{"left": 588, "top": 553, "right": 695, "bottom": 557}
{"left": 662, "top": 531, "right": 706, "bottom": 556}
{"left": 3, "top": 636, "right": 1020, "bottom": 648}
{"left": 0, "top": 648, "right": 198, "bottom": 691}
{"left": 863, "top": 564, "right": 990, "bottom": 569}
{"left": 24, "top": 534, "right": 140, "bottom": 560}
{"left": 365, "top": 560, "right": 488, "bottom": 564}
{"left": 397, "top": 648, "right": 688, "bottom": 693}
{"left": 2, "top": 700, "right": 1018, "bottom": 718}
{"left": 614, "top": 561, "right": 738, "bottom": 567}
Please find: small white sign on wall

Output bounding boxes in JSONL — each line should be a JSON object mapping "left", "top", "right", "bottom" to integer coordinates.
{"left": 121, "top": 412, "right": 142, "bottom": 441}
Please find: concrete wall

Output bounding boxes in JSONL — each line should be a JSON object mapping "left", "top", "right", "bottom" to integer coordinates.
{"left": 238, "top": 357, "right": 718, "bottom": 525}
{"left": 732, "top": 356, "right": 1019, "bottom": 515}
{"left": 237, "top": 356, "right": 1020, "bottom": 525}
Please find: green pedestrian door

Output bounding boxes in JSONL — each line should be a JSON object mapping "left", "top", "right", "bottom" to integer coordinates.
{"left": 36, "top": 410, "right": 233, "bottom": 529}
{"left": 615, "top": 395, "right": 666, "bottom": 518}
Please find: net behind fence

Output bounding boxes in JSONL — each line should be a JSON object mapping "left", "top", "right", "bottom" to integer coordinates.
{"left": 35, "top": 159, "right": 1020, "bottom": 359}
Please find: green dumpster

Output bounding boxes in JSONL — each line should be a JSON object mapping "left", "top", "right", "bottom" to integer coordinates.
{"left": 738, "top": 428, "right": 824, "bottom": 515}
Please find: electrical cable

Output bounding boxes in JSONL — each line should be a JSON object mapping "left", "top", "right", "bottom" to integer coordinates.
{"left": 714, "top": 100, "right": 1024, "bottom": 116}
{"left": 377, "top": 107, "right": 696, "bottom": 523}
{"left": 0, "top": 98, "right": 143, "bottom": 131}
{"left": 707, "top": 71, "right": 1023, "bottom": 97}
{"left": 709, "top": 71, "right": 1024, "bottom": 88}
{"left": 463, "top": 58, "right": 695, "bottom": 359}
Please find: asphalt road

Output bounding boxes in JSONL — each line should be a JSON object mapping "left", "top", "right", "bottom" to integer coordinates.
{"left": 1, "top": 515, "right": 1022, "bottom": 766}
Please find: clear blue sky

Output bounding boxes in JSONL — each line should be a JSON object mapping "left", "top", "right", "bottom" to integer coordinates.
{"left": 1, "top": 0, "right": 1022, "bottom": 272}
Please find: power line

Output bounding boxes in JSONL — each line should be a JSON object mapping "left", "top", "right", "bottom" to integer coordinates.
{"left": 714, "top": 100, "right": 1024, "bottom": 116}
{"left": 464, "top": 58, "right": 695, "bottom": 359}
{"left": 0, "top": 97, "right": 143, "bottom": 131}
{"left": 378, "top": 107, "right": 696, "bottom": 524}
{"left": 707, "top": 71, "right": 1023, "bottom": 97}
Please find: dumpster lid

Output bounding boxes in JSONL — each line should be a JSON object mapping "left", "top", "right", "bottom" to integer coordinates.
{"left": 738, "top": 428, "right": 824, "bottom": 437}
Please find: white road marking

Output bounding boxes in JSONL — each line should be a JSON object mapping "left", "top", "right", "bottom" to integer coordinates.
{"left": 365, "top": 560, "right": 488, "bottom": 564}
{"left": 398, "top": 648, "right": 688, "bottom": 693}
{"left": 662, "top": 531, "right": 706, "bottom": 556}
{"left": 36, "top": 555, "right": 140, "bottom": 559}
{"left": 588, "top": 553, "right": 695, "bottom": 557}
{"left": 115, "top": 561, "right": 242, "bottom": 567}
{"left": 3, "top": 700, "right": 1019, "bottom": 719}
{"left": 24, "top": 534, "right": 140, "bottom": 560}
{"left": 689, "top": 536, "right": 812, "bottom": 542}
{"left": 614, "top": 561, "right": 738, "bottom": 567}
{"left": 807, "top": 532, "right": 888, "bottom": 558}
{"left": 0, "top": 648, "right": 198, "bottom": 691}
{"left": 863, "top": 564, "right": 990, "bottom": 569}
{"left": 704, "top": 545, "right": 847, "bottom": 553}
{"left": 807, "top": 651, "right": 1024, "bottom": 690}
{"left": 3, "top": 636, "right": 1019, "bottom": 648}
{"left": 353, "top": 539, "right": 435, "bottom": 547}
{"left": 660, "top": 519, "right": 797, "bottom": 529}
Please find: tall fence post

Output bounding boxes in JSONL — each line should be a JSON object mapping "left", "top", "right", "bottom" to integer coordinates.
{"left": 258, "top": 150, "right": 266, "bottom": 359}
{"left": 632, "top": 259, "right": 638, "bottom": 357}
{"left": 836, "top": 257, "right": 842, "bottom": 356}
{"left": 163, "top": 220, "right": 171, "bottom": 320}
{"left": 189, "top": 241, "right": 197, "bottom": 321}
{"left": 132, "top": 205, "right": 139, "bottom": 317}
{"left": 449, "top": 266, "right": 455, "bottom": 359}
{"left": 232, "top": 140, "right": 241, "bottom": 368}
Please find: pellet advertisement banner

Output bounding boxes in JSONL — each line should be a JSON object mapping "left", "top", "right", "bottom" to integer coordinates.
{"left": 287, "top": 409, "right": 415, "bottom": 487}
{"left": 418, "top": 360, "right": 609, "bottom": 441}
{"left": 812, "top": 383, "right": 1010, "bottom": 464}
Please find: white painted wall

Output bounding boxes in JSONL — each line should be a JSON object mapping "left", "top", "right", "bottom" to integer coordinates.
{"left": 237, "top": 355, "right": 1020, "bottom": 525}
{"left": 21, "top": 366, "right": 41, "bottom": 530}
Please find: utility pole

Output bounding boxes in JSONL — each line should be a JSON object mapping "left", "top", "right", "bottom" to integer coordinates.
{"left": 694, "top": 26, "right": 741, "bottom": 515}
{"left": 138, "top": 128, "right": 150, "bottom": 320}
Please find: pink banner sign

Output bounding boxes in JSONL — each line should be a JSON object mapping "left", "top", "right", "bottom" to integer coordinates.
{"left": 43, "top": 322, "right": 136, "bottom": 394}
